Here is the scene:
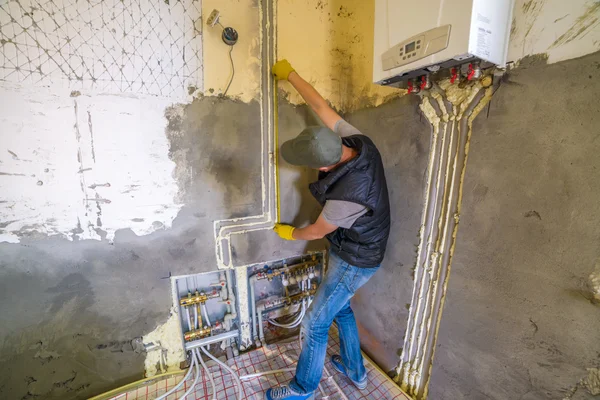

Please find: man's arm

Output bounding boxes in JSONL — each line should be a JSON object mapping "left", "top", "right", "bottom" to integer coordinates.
{"left": 272, "top": 60, "right": 342, "bottom": 131}
{"left": 273, "top": 214, "right": 337, "bottom": 241}
{"left": 287, "top": 72, "right": 342, "bottom": 132}
{"left": 292, "top": 214, "right": 338, "bottom": 240}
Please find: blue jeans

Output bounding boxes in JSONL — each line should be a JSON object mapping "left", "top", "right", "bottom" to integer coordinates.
{"left": 289, "top": 251, "right": 380, "bottom": 394}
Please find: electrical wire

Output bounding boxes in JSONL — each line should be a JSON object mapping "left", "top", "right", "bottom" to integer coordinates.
{"left": 223, "top": 45, "right": 235, "bottom": 96}
{"left": 201, "top": 346, "right": 243, "bottom": 399}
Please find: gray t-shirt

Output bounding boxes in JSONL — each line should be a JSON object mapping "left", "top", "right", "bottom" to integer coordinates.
{"left": 320, "top": 119, "right": 369, "bottom": 229}
{"left": 334, "top": 119, "right": 361, "bottom": 137}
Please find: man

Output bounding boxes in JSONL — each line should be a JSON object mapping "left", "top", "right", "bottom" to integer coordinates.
{"left": 267, "top": 59, "right": 391, "bottom": 400}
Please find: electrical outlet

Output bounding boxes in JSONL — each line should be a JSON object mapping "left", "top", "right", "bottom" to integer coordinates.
{"left": 207, "top": 9, "right": 220, "bottom": 27}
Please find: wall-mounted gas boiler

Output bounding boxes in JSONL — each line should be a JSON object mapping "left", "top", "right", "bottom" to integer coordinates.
{"left": 373, "top": 0, "right": 515, "bottom": 90}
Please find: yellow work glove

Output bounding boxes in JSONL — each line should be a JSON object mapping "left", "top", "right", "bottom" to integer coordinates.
{"left": 273, "top": 223, "right": 296, "bottom": 240}
{"left": 272, "top": 59, "right": 295, "bottom": 80}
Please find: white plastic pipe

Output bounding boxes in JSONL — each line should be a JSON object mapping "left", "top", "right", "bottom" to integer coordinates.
{"left": 202, "top": 303, "right": 212, "bottom": 327}
{"left": 185, "top": 307, "right": 192, "bottom": 331}
{"left": 156, "top": 351, "right": 195, "bottom": 400}
{"left": 178, "top": 350, "right": 200, "bottom": 400}
{"left": 250, "top": 276, "right": 258, "bottom": 340}
{"left": 195, "top": 348, "right": 216, "bottom": 400}
{"left": 268, "top": 300, "right": 305, "bottom": 329}
{"left": 239, "top": 367, "right": 295, "bottom": 380}
{"left": 323, "top": 364, "right": 349, "bottom": 400}
{"left": 201, "top": 346, "right": 243, "bottom": 399}
{"left": 223, "top": 269, "right": 237, "bottom": 349}
{"left": 225, "top": 269, "right": 235, "bottom": 300}
{"left": 193, "top": 306, "right": 199, "bottom": 330}
{"left": 258, "top": 305, "right": 265, "bottom": 342}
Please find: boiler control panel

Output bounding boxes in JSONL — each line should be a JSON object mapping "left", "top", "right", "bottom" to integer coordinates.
{"left": 382, "top": 25, "right": 451, "bottom": 71}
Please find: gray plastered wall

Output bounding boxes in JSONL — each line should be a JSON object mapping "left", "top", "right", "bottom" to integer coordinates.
{"left": 429, "top": 51, "right": 600, "bottom": 400}
{"left": 0, "top": 86, "right": 429, "bottom": 398}
{"left": 3, "top": 48, "right": 599, "bottom": 400}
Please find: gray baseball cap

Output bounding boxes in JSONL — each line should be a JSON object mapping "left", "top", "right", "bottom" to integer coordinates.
{"left": 281, "top": 126, "right": 342, "bottom": 168}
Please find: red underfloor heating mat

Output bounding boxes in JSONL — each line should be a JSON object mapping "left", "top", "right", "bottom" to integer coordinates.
{"left": 102, "top": 327, "right": 411, "bottom": 400}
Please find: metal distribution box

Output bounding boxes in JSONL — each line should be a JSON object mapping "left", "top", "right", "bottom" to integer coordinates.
{"left": 373, "top": 0, "right": 515, "bottom": 86}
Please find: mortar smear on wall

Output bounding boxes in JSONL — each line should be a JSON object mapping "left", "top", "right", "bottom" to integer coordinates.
{"left": 277, "top": 0, "right": 404, "bottom": 112}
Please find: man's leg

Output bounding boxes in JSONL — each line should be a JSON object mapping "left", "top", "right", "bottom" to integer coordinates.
{"left": 335, "top": 300, "right": 367, "bottom": 383}
{"left": 333, "top": 265, "right": 378, "bottom": 385}
{"left": 265, "top": 252, "right": 380, "bottom": 399}
{"left": 288, "top": 252, "right": 358, "bottom": 394}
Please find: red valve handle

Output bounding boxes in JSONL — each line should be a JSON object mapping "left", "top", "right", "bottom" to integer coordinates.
{"left": 420, "top": 76, "right": 427, "bottom": 90}
{"left": 467, "top": 64, "right": 475, "bottom": 81}
{"left": 450, "top": 68, "right": 458, "bottom": 84}
{"left": 407, "top": 81, "right": 414, "bottom": 94}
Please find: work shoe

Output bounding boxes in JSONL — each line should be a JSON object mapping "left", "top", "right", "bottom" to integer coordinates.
{"left": 330, "top": 355, "right": 368, "bottom": 390}
{"left": 265, "top": 385, "right": 314, "bottom": 400}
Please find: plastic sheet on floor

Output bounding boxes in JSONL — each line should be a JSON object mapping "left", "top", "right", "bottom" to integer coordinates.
{"left": 102, "top": 328, "right": 411, "bottom": 400}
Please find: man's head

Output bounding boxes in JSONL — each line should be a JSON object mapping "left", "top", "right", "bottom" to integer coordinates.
{"left": 281, "top": 126, "right": 342, "bottom": 171}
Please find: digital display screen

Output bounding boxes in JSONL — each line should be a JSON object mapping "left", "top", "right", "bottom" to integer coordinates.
{"left": 405, "top": 42, "right": 416, "bottom": 53}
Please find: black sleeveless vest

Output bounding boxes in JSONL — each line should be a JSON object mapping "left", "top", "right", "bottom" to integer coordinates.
{"left": 309, "top": 135, "right": 391, "bottom": 268}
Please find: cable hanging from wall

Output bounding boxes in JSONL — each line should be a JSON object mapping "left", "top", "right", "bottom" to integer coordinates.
{"left": 206, "top": 9, "right": 238, "bottom": 96}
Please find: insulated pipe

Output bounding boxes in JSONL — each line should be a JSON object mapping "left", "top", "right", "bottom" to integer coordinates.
{"left": 419, "top": 89, "right": 488, "bottom": 400}
{"left": 401, "top": 94, "right": 448, "bottom": 384}
{"left": 410, "top": 95, "right": 455, "bottom": 376}
{"left": 201, "top": 346, "right": 243, "bottom": 399}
